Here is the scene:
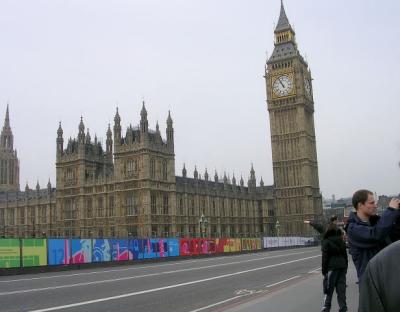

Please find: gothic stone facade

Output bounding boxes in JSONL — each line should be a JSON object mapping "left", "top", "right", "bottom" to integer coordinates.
{"left": 0, "top": 3, "right": 322, "bottom": 238}
{"left": 0, "top": 103, "right": 276, "bottom": 238}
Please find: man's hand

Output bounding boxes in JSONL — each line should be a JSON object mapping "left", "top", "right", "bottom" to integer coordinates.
{"left": 304, "top": 220, "right": 311, "bottom": 224}
{"left": 389, "top": 198, "right": 400, "bottom": 210}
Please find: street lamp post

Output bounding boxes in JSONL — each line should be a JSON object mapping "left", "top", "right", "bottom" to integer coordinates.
{"left": 275, "top": 220, "right": 280, "bottom": 247}
{"left": 32, "top": 218, "right": 36, "bottom": 238}
{"left": 199, "top": 214, "right": 208, "bottom": 238}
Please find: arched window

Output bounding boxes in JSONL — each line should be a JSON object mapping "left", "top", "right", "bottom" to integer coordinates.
{"left": 150, "top": 158, "right": 155, "bottom": 179}
{"left": 162, "top": 160, "right": 167, "bottom": 180}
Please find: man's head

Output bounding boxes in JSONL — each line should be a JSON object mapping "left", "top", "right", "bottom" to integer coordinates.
{"left": 352, "top": 189, "right": 377, "bottom": 219}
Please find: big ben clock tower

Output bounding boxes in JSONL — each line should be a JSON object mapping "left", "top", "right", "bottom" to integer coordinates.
{"left": 265, "top": 1, "right": 322, "bottom": 235}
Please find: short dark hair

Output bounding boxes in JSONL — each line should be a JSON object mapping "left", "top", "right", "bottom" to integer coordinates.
{"left": 329, "top": 215, "right": 338, "bottom": 223}
{"left": 352, "top": 189, "right": 373, "bottom": 210}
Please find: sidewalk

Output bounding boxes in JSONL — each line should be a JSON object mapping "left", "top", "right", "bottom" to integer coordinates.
{"left": 224, "top": 262, "right": 359, "bottom": 312}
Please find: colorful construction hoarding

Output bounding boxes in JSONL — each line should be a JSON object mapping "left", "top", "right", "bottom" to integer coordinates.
{"left": 262, "top": 236, "right": 315, "bottom": 248}
{"left": 198, "top": 239, "right": 216, "bottom": 254}
{"left": 130, "top": 238, "right": 180, "bottom": 259}
{"left": 0, "top": 239, "right": 21, "bottom": 268}
{"left": 180, "top": 238, "right": 200, "bottom": 256}
{"left": 22, "top": 239, "right": 47, "bottom": 267}
{"left": 227, "top": 239, "right": 241, "bottom": 252}
{"left": 110, "top": 239, "right": 132, "bottom": 261}
{"left": 179, "top": 238, "right": 217, "bottom": 256}
{"left": 215, "top": 238, "right": 230, "bottom": 253}
{"left": 48, "top": 239, "right": 70, "bottom": 265}
{"left": 241, "top": 238, "right": 262, "bottom": 251}
{"left": 92, "top": 239, "right": 111, "bottom": 262}
{"left": 165, "top": 239, "right": 180, "bottom": 257}
{"left": 70, "top": 239, "right": 92, "bottom": 264}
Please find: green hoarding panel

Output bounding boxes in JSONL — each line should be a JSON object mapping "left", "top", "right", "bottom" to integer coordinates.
{"left": 0, "top": 239, "right": 21, "bottom": 268}
{"left": 22, "top": 239, "right": 47, "bottom": 267}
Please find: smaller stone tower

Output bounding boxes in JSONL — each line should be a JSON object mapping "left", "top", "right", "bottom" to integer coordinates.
{"left": 0, "top": 105, "right": 20, "bottom": 192}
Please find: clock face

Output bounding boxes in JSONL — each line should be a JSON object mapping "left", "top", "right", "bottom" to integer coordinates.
{"left": 304, "top": 77, "right": 312, "bottom": 98}
{"left": 272, "top": 75, "right": 294, "bottom": 97}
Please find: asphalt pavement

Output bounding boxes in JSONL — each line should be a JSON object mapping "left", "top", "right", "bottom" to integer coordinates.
{"left": 0, "top": 247, "right": 358, "bottom": 312}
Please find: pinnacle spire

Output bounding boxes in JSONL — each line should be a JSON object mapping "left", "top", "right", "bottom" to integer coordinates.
{"left": 4, "top": 103, "right": 10, "bottom": 128}
{"left": 204, "top": 168, "right": 209, "bottom": 181}
{"left": 275, "top": 0, "right": 291, "bottom": 33}
{"left": 114, "top": 107, "right": 121, "bottom": 125}
{"left": 167, "top": 110, "right": 173, "bottom": 126}
{"left": 79, "top": 116, "right": 85, "bottom": 132}
{"left": 57, "top": 122, "right": 63, "bottom": 137}
{"left": 141, "top": 101, "right": 147, "bottom": 119}
{"left": 182, "top": 163, "right": 187, "bottom": 177}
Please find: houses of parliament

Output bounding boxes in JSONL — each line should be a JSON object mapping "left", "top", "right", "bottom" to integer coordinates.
{"left": 0, "top": 3, "right": 322, "bottom": 239}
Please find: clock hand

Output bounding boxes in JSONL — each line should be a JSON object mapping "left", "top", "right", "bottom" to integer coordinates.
{"left": 278, "top": 77, "right": 285, "bottom": 88}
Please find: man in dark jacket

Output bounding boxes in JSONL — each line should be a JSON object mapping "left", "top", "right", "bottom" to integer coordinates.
{"left": 346, "top": 190, "right": 400, "bottom": 281}
{"left": 358, "top": 240, "right": 400, "bottom": 312}
{"left": 321, "top": 226, "right": 348, "bottom": 312}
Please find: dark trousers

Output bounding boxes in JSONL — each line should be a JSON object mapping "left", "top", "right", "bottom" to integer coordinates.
{"left": 321, "top": 269, "right": 347, "bottom": 312}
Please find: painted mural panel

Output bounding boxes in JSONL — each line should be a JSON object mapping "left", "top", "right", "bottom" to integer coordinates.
{"left": 22, "top": 239, "right": 47, "bottom": 267}
{"left": 143, "top": 239, "right": 157, "bottom": 259}
{"left": 242, "top": 238, "right": 262, "bottom": 251}
{"left": 215, "top": 238, "right": 230, "bottom": 253}
{"left": 129, "top": 239, "right": 158, "bottom": 259}
{"left": 228, "top": 239, "right": 241, "bottom": 252}
{"left": 255, "top": 238, "right": 262, "bottom": 250}
{"left": 71, "top": 239, "right": 92, "bottom": 264}
{"left": 110, "top": 239, "right": 132, "bottom": 261}
{"left": 92, "top": 239, "right": 111, "bottom": 262}
{"left": 165, "top": 239, "right": 180, "bottom": 257}
{"left": 130, "top": 239, "right": 144, "bottom": 260}
{"left": 179, "top": 238, "right": 191, "bottom": 256}
{"left": 179, "top": 239, "right": 203, "bottom": 256}
{"left": 155, "top": 239, "right": 172, "bottom": 258}
{"left": 0, "top": 239, "right": 20, "bottom": 268}
{"left": 48, "top": 239, "right": 70, "bottom": 265}
{"left": 198, "top": 239, "right": 216, "bottom": 254}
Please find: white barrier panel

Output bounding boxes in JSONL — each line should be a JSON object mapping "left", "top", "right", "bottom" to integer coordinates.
{"left": 263, "top": 236, "right": 314, "bottom": 248}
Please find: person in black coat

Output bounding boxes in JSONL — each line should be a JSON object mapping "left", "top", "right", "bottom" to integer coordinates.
{"left": 321, "top": 225, "right": 348, "bottom": 312}
{"left": 358, "top": 240, "right": 400, "bottom": 312}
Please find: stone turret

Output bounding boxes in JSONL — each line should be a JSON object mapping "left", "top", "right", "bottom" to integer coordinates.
{"left": 0, "top": 104, "right": 20, "bottom": 192}
{"left": 204, "top": 168, "right": 209, "bottom": 181}
{"left": 57, "top": 122, "right": 64, "bottom": 158}
{"left": 106, "top": 124, "right": 112, "bottom": 158}
{"left": 182, "top": 164, "right": 187, "bottom": 178}
{"left": 140, "top": 101, "right": 149, "bottom": 141}
{"left": 166, "top": 110, "right": 174, "bottom": 151}
{"left": 113, "top": 107, "right": 121, "bottom": 149}
{"left": 78, "top": 117, "right": 85, "bottom": 144}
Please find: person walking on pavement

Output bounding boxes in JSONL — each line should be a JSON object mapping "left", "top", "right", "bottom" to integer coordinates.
{"left": 346, "top": 190, "right": 400, "bottom": 281}
{"left": 320, "top": 224, "right": 348, "bottom": 312}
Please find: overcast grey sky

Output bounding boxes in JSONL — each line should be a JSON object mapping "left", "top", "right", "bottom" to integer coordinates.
{"left": 0, "top": 0, "right": 399, "bottom": 199}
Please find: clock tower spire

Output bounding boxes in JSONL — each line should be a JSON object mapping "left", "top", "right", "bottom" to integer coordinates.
{"left": 265, "top": 2, "right": 322, "bottom": 235}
